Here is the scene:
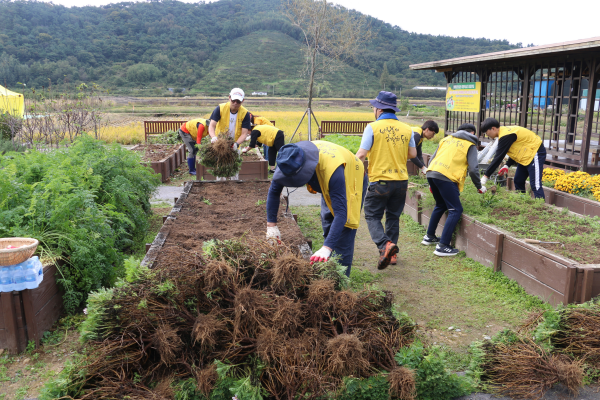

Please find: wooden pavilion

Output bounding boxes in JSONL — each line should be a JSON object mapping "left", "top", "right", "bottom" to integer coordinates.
{"left": 410, "top": 37, "right": 600, "bottom": 172}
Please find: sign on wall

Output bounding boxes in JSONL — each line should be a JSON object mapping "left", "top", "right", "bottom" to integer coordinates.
{"left": 446, "top": 82, "right": 481, "bottom": 113}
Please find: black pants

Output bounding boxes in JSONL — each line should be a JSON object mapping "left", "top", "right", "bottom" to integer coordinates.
{"left": 267, "top": 131, "right": 285, "bottom": 167}
{"left": 364, "top": 180, "right": 408, "bottom": 249}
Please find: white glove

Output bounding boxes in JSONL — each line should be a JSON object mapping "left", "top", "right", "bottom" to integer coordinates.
{"left": 478, "top": 186, "right": 487, "bottom": 194}
{"left": 481, "top": 176, "right": 488, "bottom": 185}
{"left": 310, "top": 246, "right": 332, "bottom": 264}
{"left": 498, "top": 166, "right": 509, "bottom": 176}
{"left": 242, "top": 146, "right": 250, "bottom": 154}
{"left": 232, "top": 142, "right": 239, "bottom": 151}
{"left": 420, "top": 166, "right": 428, "bottom": 175}
{"left": 266, "top": 226, "right": 281, "bottom": 244}
{"left": 211, "top": 136, "right": 218, "bottom": 143}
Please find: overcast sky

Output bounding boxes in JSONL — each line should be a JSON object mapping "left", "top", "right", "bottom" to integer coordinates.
{"left": 40, "top": 0, "right": 598, "bottom": 47}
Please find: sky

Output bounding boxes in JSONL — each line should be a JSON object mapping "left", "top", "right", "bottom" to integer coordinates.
{"left": 38, "top": 0, "right": 599, "bottom": 47}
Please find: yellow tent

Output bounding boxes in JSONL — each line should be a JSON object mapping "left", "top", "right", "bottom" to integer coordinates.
{"left": 0, "top": 85, "right": 24, "bottom": 118}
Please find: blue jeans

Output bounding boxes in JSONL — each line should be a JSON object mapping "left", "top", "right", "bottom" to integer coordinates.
{"left": 514, "top": 146, "right": 546, "bottom": 199}
{"left": 364, "top": 180, "right": 408, "bottom": 249}
{"left": 427, "top": 177, "right": 462, "bottom": 247}
{"left": 263, "top": 145, "right": 269, "bottom": 160}
{"left": 321, "top": 175, "right": 368, "bottom": 276}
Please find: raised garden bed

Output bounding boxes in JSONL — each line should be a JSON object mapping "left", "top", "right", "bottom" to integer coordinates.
{"left": 131, "top": 144, "right": 186, "bottom": 183}
{"left": 0, "top": 263, "right": 63, "bottom": 354}
{"left": 142, "top": 180, "right": 311, "bottom": 269}
{"left": 405, "top": 187, "right": 600, "bottom": 306}
{"left": 195, "top": 149, "right": 268, "bottom": 181}
{"left": 506, "top": 177, "right": 600, "bottom": 218}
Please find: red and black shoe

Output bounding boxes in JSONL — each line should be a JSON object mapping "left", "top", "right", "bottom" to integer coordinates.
{"left": 378, "top": 241, "right": 399, "bottom": 270}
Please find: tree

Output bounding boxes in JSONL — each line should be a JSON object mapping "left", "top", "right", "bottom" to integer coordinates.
{"left": 380, "top": 62, "right": 390, "bottom": 90}
{"left": 126, "top": 63, "right": 161, "bottom": 84}
{"left": 285, "top": 0, "right": 372, "bottom": 139}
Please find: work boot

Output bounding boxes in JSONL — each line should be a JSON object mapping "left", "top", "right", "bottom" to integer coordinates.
{"left": 187, "top": 158, "right": 196, "bottom": 175}
{"left": 391, "top": 254, "right": 397, "bottom": 265}
{"left": 377, "top": 241, "right": 398, "bottom": 270}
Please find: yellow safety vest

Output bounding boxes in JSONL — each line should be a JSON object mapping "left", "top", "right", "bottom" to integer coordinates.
{"left": 366, "top": 118, "right": 413, "bottom": 182}
{"left": 254, "top": 116, "right": 273, "bottom": 126}
{"left": 215, "top": 102, "right": 248, "bottom": 141}
{"left": 412, "top": 126, "right": 424, "bottom": 146}
{"left": 253, "top": 125, "right": 280, "bottom": 147}
{"left": 499, "top": 126, "right": 542, "bottom": 166}
{"left": 428, "top": 135, "right": 474, "bottom": 192}
{"left": 311, "top": 141, "right": 364, "bottom": 229}
{"left": 184, "top": 118, "right": 209, "bottom": 141}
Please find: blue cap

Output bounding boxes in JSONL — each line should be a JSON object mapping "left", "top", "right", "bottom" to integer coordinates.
{"left": 369, "top": 91, "right": 400, "bottom": 113}
{"left": 272, "top": 141, "right": 319, "bottom": 187}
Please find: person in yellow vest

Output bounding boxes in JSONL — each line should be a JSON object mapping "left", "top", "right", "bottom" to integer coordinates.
{"left": 356, "top": 91, "right": 417, "bottom": 270}
{"left": 265, "top": 141, "right": 368, "bottom": 275}
{"left": 480, "top": 118, "right": 546, "bottom": 199}
{"left": 410, "top": 120, "right": 439, "bottom": 174}
{"left": 250, "top": 115, "right": 275, "bottom": 160}
{"left": 178, "top": 118, "right": 209, "bottom": 175}
{"left": 242, "top": 124, "right": 285, "bottom": 173}
{"left": 424, "top": 123, "right": 485, "bottom": 256}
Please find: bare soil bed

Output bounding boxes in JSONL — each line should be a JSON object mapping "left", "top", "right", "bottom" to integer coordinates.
{"left": 154, "top": 181, "right": 307, "bottom": 269}
{"left": 240, "top": 150, "right": 263, "bottom": 161}
{"left": 131, "top": 144, "right": 181, "bottom": 162}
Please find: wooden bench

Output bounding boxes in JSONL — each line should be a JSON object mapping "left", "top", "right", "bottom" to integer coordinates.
{"left": 319, "top": 121, "right": 372, "bottom": 138}
{"left": 144, "top": 120, "right": 277, "bottom": 142}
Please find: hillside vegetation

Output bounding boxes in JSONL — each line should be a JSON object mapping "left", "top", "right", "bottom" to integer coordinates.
{"left": 0, "top": 0, "right": 516, "bottom": 96}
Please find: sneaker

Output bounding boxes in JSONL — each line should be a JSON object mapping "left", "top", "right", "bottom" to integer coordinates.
{"left": 421, "top": 234, "right": 440, "bottom": 246}
{"left": 377, "top": 241, "right": 399, "bottom": 270}
{"left": 391, "top": 254, "right": 397, "bottom": 265}
{"left": 434, "top": 243, "right": 459, "bottom": 257}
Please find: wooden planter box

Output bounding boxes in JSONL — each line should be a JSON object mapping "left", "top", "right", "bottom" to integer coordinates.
{"left": 407, "top": 153, "right": 432, "bottom": 176}
{"left": 408, "top": 190, "right": 600, "bottom": 306}
{"left": 196, "top": 153, "right": 269, "bottom": 181}
{"left": 507, "top": 177, "right": 600, "bottom": 218}
{"left": 131, "top": 144, "right": 186, "bottom": 183}
{"left": 142, "top": 181, "right": 312, "bottom": 269}
{"left": 0, "top": 264, "right": 63, "bottom": 354}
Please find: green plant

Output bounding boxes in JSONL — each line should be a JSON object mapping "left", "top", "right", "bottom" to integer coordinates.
{"left": 79, "top": 287, "right": 115, "bottom": 343}
{"left": 25, "top": 340, "right": 35, "bottom": 355}
{"left": 349, "top": 268, "right": 380, "bottom": 289}
{"left": 198, "top": 135, "right": 242, "bottom": 178}
{"left": 38, "top": 354, "right": 87, "bottom": 400}
{"left": 395, "top": 341, "right": 473, "bottom": 400}
{"left": 123, "top": 256, "right": 151, "bottom": 284}
{"left": 148, "top": 130, "right": 180, "bottom": 145}
{"left": 532, "top": 308, "right": 562, "bottom": 351}
{"left": 203, "top": 198, "right": 213, "bottom": 205}
{"left": 0, "top": 136, "right": 161, "bottom": 313}
{"left": 255, "top": 199, "right": 266, "bottom": 206}
{"left": 338, "top": 375, "right": 389, "bottom": 400}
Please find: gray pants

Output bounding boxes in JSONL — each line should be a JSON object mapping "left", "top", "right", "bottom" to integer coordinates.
{"left": 364, "top": 180, "right": 408, "bottom": 249}
{"left": 178, "top": 129, "right": 197, "bottom": 158}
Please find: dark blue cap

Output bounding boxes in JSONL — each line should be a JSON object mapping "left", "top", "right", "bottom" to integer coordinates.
{"left": 272, "top": 141, "right": 319, "bottom": 187}
{"left": 369, "top": 91, "right": 400, "bottom": 113}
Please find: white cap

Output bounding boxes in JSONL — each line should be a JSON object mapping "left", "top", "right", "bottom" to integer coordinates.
{"left": 229, "top": 88, "right": 245, "bottom": 102}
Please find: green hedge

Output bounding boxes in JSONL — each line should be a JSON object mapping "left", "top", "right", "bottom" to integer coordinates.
{"left": 0, "top": 136, "right": 161, "bottom": 313}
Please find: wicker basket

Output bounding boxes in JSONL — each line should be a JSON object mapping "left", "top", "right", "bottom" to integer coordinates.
{"left": 0, "top": 238, "right": 39, "bottom": 266}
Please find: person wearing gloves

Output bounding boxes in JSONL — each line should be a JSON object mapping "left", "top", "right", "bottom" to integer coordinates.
{"left": 423, "top": 123, "right": 485, "bottom": 257}
{"left": 480, "top": 118, "right": 546, "bottom": 199}
{"left": 178, "top": 118, "right": 209, "bottom": 175}
{"left": 265, "top": 141, "right": 368, "bottom": 276}
{"left": 409, "top": 120, "right": 439, "bottom": 175}
{"left": 356, "top": 91, "right": 417, "bottom": 270}
{"left": 242, "top": 124, "right": 285, "bottom": 173}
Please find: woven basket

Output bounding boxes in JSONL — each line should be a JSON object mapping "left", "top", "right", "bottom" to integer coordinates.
{"left": 0, "top": 238, "right": 39, "bottom": 266}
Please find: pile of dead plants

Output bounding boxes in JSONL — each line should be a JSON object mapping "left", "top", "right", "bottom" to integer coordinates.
{"left": 198, "top": 134, "right": 242, "bottom": 177}
{"left": 62, "top": 238, "right": 417, "bottom": 400}
{"left": 470, "top": 301, "right": 600, "bottom": 399}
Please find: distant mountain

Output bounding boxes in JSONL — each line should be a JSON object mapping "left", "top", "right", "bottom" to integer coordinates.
{"left": 0, "top": 0, "right": 517, "bottom": 96}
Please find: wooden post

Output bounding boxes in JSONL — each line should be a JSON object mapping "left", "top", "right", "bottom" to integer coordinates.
{"left": 563, "top": 266, "right": 578, "bottom": 305}
{"left": 145, "top": 243, "right": 152, "bottom": 253}
{"left": 494, "top": 233, "right": 505, "bottom": 272}
{"left": 21, "top": 290, "right": 40, "bottom": 347}
{"left": 2, "top": 292, "right": 20, "bottom": 354}
{"left": 581, "top": 268, "right": 595, "bottom": 303}
{"left": 581, "top": 59, "right": 598, "bottom": 172}
{"left": 519, "top": 64, "right": 531, "bottom": 128}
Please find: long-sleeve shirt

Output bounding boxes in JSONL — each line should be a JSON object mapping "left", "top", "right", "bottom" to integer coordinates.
{"left": 267, "top": 166, "right": 347, "bottom": 248}
{"left": 427, "top": 130, "right": 482, "bottom": 190}
{"left": 409, "top": 131, "right": 425, "bottom": 168}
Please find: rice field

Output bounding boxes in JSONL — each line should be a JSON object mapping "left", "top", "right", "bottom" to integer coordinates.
{"left": 94, "top": 110, "right": 440, "bottom": 145}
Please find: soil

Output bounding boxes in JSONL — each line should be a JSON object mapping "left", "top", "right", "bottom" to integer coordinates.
{"left": 153, "top": 181, "right": 308, "bottom": 269}
{"left": 132, "top": 144, "right": 181, "bottom": 162}
{"left": 492, "top": 206, "right": 600, "bottom": 264}
{"left": 240, "top": 151, "right": 263, "bottom": 161}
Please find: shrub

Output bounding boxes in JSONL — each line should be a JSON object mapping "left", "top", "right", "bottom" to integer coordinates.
{"left": 0, "top": 136, "right": 161, "bottom": 313}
